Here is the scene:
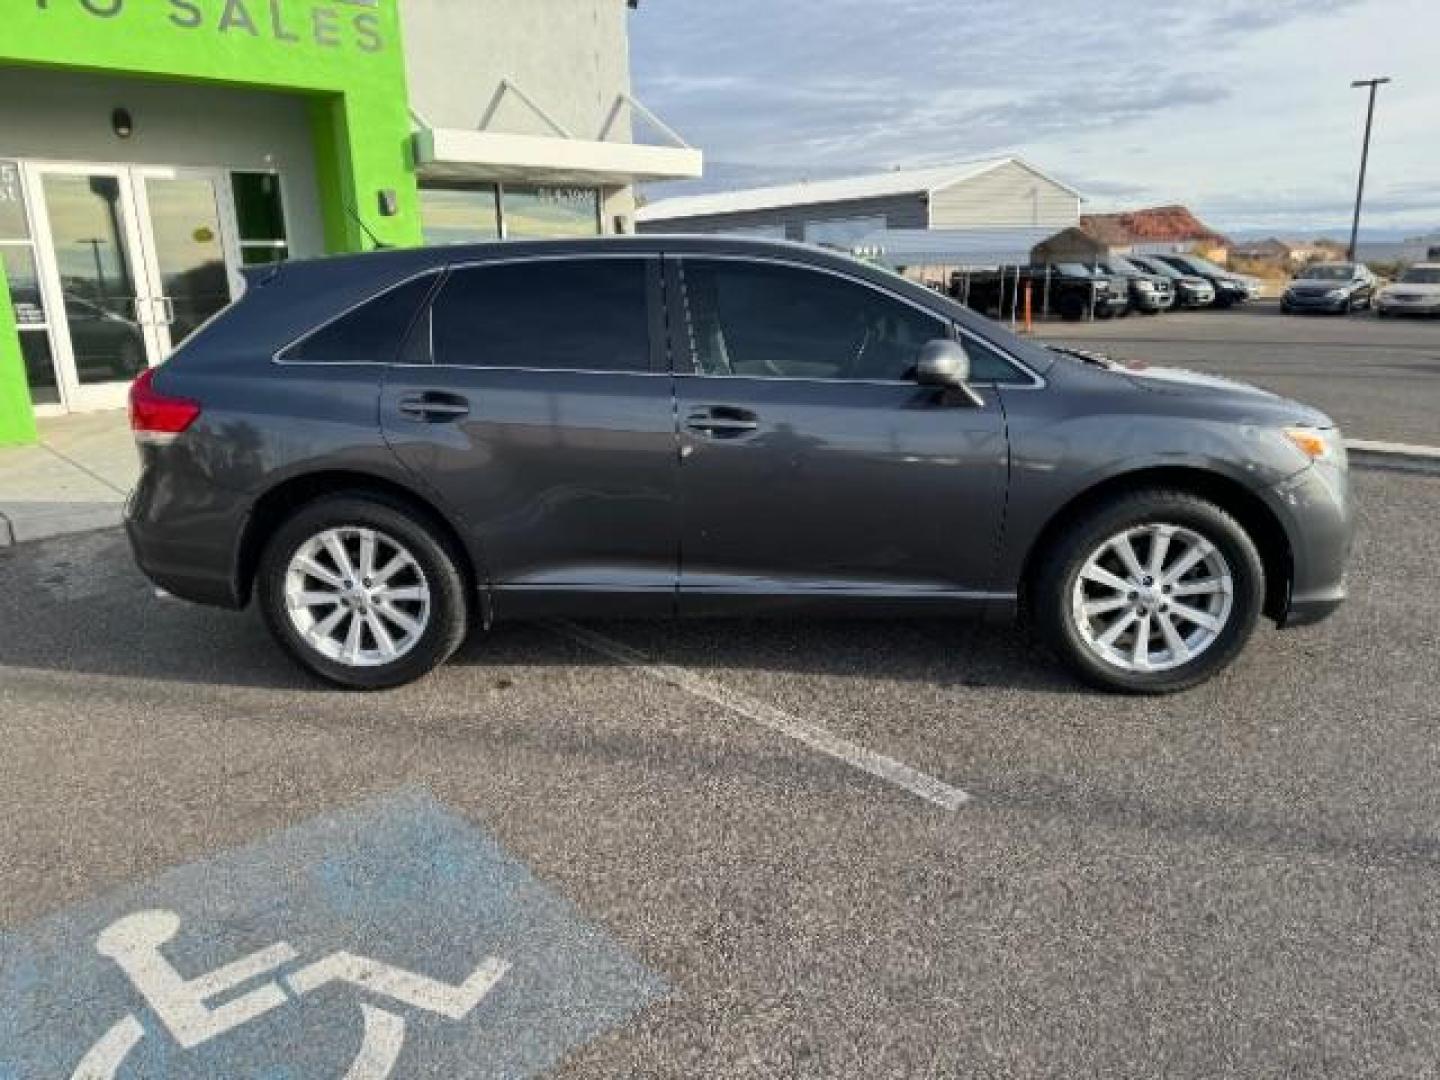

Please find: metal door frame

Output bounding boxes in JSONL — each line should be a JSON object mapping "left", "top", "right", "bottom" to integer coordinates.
{"left": 21, "top": 161, "right": 243, "bottom": 413}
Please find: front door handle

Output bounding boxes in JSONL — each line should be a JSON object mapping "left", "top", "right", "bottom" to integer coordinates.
{"left": 685, "top": 407, "right": 759, "bottom": 438}
{"left": 397, "top": 392, "right": 470, "bottom": 423}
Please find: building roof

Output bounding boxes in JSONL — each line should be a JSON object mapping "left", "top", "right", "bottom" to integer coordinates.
{"left": 636, "top": 157, "right": 1078, "bottom": 223}
{"left": 1080, "top": 205, "right": 1230, "bottom": 248}
{"left": 853, "top": 227, "right": 1064, "bottom": 268}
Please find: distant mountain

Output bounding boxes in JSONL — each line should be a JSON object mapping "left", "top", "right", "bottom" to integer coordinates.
{"left": 1224, "top": 225, "right": 1440, "bottom": 243}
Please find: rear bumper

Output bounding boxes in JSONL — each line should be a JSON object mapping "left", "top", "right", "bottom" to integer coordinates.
{"left": 125, "top": 456, "right": 249, "bottom": 610}
{"left": 1266, "top": 461, "right": 1352, "bottom": 629}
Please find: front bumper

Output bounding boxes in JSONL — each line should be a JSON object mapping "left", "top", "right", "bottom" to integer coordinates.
{"left": 1130, "top": 289, "right": 1174, "bottom": 311}
{"left": 1283, "top": 292, "right": 1350, "bottom": 313}
{"left": 1377, "top": 295, "right": 1440, "bottom": 314}
{"left": 1266, "top": 458, "right": 1352, "bottom": 628}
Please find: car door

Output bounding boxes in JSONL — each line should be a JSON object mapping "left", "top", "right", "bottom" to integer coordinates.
{"left": 381, "top": 254, "right": 678, "bottom": 618}
{"left": 669, "top": 255, "right": 1013, "bottom": 616}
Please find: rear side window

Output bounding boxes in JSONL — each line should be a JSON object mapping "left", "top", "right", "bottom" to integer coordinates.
{"left": 431, "top": 258, "right": 651, "bottom": 372}
{"left": 282, "top": 274, "right": 436, "bottom": 365}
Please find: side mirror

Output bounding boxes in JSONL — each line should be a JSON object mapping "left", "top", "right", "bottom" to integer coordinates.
{"left": 914, "top": 339, "right": 984, "bottom": 406}
{"left": 915, "top": 339, "right": 969, "bottom": 387}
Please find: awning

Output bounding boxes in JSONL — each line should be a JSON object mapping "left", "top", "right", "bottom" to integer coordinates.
{"left": 414, "top": 128, "right": 703, "bottom": 186}
{"left": 852, "top": 227, "right": 1065, "bottom": 268}
{"left": 411, "top": 83, "right": 703, "bottom": 187}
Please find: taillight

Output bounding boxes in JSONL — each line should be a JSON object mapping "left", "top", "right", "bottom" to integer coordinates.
{"left": 129, "top": 367, "right": 201, "bottom": 446}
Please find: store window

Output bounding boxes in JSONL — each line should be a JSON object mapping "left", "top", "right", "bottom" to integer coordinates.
{"left": 419, "top": 185, "right": 501, "bottom": 246}
{"left": 231, "top": 172, "right": 289, "bottom": 266}
{"left": 501, "top": 186, "right": 601, "bottom": 239}
{"left": 0, "top": 161, "right": 60, "bottom": 405}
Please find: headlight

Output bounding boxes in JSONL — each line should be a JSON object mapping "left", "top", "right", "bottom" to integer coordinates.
{"left": 1283, "top": 426, "right": 1342, "bottom": 463}
{"left": 1327, "top": 288, "right": 1348, "bottom": 299}
{"left": 1135, "top": 280, "right": 1154, "bottom": 292}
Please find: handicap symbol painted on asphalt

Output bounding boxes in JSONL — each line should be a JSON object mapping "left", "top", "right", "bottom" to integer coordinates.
{"left": 0, "top": 791, "right": 667, "bottom": 1077}
{"left": 73, "top": 908, "right": 510, "bottom": 1077}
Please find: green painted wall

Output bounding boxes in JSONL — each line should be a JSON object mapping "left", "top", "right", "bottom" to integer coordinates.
{"left": 0, "top": 0, "right": 423, "bottom": 443}
{"left": 0, "top": 258, "right": 38, "bottom": 447}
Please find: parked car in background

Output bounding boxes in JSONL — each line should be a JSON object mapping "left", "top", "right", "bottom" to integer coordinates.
{"left": 954, "top": 263, "right": 1129, "bottom": 321}
{"left": 1375, "top": 262, "right": 1440, "bottom": 317}
{"left": 1152, "top": 254, "right": 1252, "bottom": 308}
{"left": 1091, "top": 255, "right": 1175, "bottom": 314}
{"left": 127, "top": 237, "right": 1351, "bottom": 695}
{"left": 1281, "top": 263, "right": 1376, "bottom": 314}
{"left": 1127, "top": 255, "right": 1216, "bottom": 309}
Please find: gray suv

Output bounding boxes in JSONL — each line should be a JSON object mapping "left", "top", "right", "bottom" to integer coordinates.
{"left": 126, "top": 237, "right": 1351, "bottom": 694}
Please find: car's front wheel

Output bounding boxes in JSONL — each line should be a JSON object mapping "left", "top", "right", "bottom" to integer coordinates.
{"left": 257, "top": 495, "right": 469, "bottom": 690}
{"left": 1033, "top": 490, "right": 1265, "bottom": 693}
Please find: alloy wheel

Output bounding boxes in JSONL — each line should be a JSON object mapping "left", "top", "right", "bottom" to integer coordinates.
{"left": 283, "top": 526, "right": 431, "bottom": 668}
{"left": 1070, "top": 523, "right": 1234, "bottom": 674}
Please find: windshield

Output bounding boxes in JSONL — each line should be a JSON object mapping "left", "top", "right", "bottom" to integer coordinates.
{"left": 1100, "top": 256, "right": 1144, "bottom": 276}
{"left": 1054, "top": 262, "right": 1094, "bottom": 276}
{"left": 1297, "top": 264, "right": 1356, "bottom": 281}
{"left": 1400, "top": 266, "right": 1440, "bottom": 284}
{"left": 1132, "top": 256, "right": 1181, "bottom": 279}
{"left": 1176, "top": 255, "right": 1225, "bottom": 276}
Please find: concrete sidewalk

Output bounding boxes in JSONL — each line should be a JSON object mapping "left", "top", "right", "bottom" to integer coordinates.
{"left": 0, "top": 410, "right": 137, "bottom": 546}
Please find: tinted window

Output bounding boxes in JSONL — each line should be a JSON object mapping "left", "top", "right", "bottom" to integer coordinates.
{"left": 960, "top": 334, "right": 1028, "bottom": 384}
{"left": 682, "top": 259, "right": 947, "bottom": 381}
{"left": 432, "top": 259, "right": 650, "bottom": 372}
{"left": 283, "top": 274, "right": 437, "bottom": 365}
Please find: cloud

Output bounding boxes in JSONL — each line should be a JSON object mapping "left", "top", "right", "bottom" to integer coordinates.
{"left": 631, "top": 0, "right": 1439, "bottom": 233}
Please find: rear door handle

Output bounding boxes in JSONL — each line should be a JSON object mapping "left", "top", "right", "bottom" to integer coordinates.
{"left": 685, "top": 407, "right": 759, "bottom": 438}
{"left": 397, "top": 392, "right": 470, "bottom": 423}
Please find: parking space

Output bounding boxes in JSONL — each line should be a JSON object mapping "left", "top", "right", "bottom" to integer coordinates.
{"left": 2, "top": 462, "right": 1438, "bottom": 1076}
{"left": 1035, "top": 303, "right": 1440, "bottom": 446}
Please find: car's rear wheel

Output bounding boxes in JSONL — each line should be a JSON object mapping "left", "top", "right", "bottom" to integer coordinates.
{"left": 1033, "top": 490, "right": 1265, "bottom": 694}
{"left": 257, "top": 495, "right": 468, "bottom": 689}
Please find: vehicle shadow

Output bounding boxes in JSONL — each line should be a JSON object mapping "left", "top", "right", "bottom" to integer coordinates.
{"left": 0, "top": 530, "right": 1078, "bottom": 696}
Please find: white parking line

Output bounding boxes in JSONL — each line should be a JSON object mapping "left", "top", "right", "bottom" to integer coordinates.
{"left": 550, "top": 621, "right": 969, "bottom": 811}
{"left": 1346, "top": 438, "right": 1440, "bottom": 460}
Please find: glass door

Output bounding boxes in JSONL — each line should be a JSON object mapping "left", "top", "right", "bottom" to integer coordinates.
{"left": 131, "top": 168, "right": 241, "bottom": 357}
{"left": 27, "top": 164, "right": 158, "bottom": 411}
{"left": 22, "top": 163, "right": 244, "bottom": 412}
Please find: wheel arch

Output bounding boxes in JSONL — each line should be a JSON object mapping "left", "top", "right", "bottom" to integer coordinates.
{"left": 1018, "top": 466, "right": 1293, "bottom": 623}
{"left": 235, "top": 470, "right": 484, "bottom": 614}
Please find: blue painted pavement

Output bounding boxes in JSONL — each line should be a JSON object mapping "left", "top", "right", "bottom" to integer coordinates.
{"left": 0, "top": 790, "right": 667, "bottom": 1077}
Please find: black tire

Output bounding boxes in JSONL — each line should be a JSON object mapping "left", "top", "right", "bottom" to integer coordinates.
{"left": 1031, "top": 489, "right": 1266, "bottom": 694}
{"left": 257, "top": 494, "right": 469, "bottom": 689}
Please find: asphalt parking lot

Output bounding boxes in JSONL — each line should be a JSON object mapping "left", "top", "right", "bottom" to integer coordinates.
{"left": 1036, "top": 302, "right": 1440, "bottom": 446}
{"left": 1, "top": 457, "right": 1438, "bottom": 1076}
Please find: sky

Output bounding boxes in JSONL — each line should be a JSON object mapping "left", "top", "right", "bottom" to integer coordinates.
{"left": 629, "top": 0, "right": 1440, "bottom": 238}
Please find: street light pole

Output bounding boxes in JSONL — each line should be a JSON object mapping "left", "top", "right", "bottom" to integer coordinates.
{"left": 1347, "top": 76, "right": 1391, "bottom": 261}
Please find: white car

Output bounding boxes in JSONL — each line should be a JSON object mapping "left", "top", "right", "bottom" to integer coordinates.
{"left": 1376, "top": 262, "right": 1440, "bottom": 317}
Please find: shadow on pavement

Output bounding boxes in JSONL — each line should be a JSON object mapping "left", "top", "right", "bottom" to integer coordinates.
{"left": 0, "top": 529, "right": 1076, "bottom": 696}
